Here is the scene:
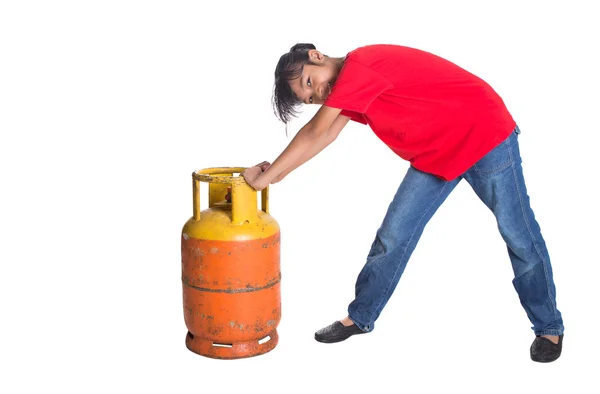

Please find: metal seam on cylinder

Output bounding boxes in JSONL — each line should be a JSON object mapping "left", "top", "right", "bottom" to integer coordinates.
{"left": 182, "top": 274, "right": 281, "bottom": 294}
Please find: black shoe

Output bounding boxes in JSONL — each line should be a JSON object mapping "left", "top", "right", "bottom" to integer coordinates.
{"left": 530, "top": 334, "right": 564, "bottom": 362}
{"left": 314, "top": 321, "right": 367, "bottom": 343}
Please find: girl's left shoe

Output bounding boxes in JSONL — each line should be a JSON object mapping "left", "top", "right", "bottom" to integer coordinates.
{"left": 530, "top": 334, "right": 564, "bottom": 362}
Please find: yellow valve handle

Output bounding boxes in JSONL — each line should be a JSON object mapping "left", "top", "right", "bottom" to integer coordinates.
{"left": 192, "top": 167, "right": 269, "bottom": 224}
{"left": 193, "top": 167, "right": 247, "bottom": 184}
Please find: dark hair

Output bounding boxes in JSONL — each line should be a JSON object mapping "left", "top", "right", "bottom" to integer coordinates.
{"left": 272, "top": 43, "right": 318, "bottom": 124}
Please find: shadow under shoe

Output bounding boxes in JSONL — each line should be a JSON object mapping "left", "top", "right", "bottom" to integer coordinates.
{"left": 530, "top": 334, "right": 564, "bottom": 362}
{"left": 314, "top": 321, "right": 367, "bottom": 343}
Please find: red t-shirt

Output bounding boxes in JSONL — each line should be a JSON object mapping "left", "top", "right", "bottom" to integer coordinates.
{"left": 324, "top": 44, "right": 516, "bottom": 181}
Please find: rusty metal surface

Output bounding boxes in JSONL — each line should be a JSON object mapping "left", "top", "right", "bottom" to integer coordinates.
{"left": 193, "top": 167, "right": 247, "bottom": 184}
{"left": 182, "top": 168, "right": 282, "bottom": 359}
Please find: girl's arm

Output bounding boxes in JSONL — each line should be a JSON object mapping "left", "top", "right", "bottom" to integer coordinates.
{"left": 271, "top": 113, "right": 350, "bottom": 183}
{"left": 253, "top": 105, "right": 345, "bottom": 189}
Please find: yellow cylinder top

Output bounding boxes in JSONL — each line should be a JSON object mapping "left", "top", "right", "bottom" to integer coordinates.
{"left": 184, "top": 167, "right": 279, "bottom": 241}
{"left": 183, "top": 205, "right": 279, "bottom": 242}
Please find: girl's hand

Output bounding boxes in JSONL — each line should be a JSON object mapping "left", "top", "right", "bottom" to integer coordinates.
{"left": 254, "top": 161, "right": 271, "bottom": 172}
{"left": 241, "top": 161, "right": 271, "bottom": 191}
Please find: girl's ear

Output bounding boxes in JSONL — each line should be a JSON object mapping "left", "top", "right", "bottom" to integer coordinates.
{"left": 308, "top": 49, "right": 325, "bottom": 63}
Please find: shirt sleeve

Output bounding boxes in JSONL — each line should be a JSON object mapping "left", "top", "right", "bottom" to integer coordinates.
{"left": 340, "top": 109, "right": 367, "bottom": 124}
{"left": 324, "top": 59, "right": 393, "bottom": 114}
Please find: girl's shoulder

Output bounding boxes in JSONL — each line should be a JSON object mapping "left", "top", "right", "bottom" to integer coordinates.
{"left": 347, "top": 44, "right": 413, "bottom": 63}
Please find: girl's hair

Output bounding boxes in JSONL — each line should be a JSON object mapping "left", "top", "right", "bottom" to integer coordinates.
{"left": 272, "top": 43, "right": 319, "bottom": 124}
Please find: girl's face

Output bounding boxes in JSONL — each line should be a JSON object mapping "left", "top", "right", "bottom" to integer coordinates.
{"left": 288, "top": 50, "right": 339, "bottom": 105}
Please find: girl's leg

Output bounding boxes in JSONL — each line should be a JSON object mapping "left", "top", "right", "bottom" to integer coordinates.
{"left": 462, "top": 126, "right": 563, "bottom": 337}
{"left": 347, "top": 166, "right": 462, "bottom": 332}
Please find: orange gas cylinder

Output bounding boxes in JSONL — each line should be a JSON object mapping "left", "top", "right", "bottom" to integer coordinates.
{"left": 181, "top": 167, "right": 281, "bottom": 359}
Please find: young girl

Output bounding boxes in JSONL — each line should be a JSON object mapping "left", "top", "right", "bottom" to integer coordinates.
{"left": 241, "top": 43, "right": 564, "bottom": 362}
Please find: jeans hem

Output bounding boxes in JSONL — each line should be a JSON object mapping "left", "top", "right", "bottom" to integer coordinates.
{"left": 534, "top": 329, "right": 563, "bottom": 336}
{"left": 348, "top": 314, "right": 372, "bottom": 333}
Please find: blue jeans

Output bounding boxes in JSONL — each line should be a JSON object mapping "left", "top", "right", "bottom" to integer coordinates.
{"left": 348, "top": 126, "right": 564, "bottom": 336}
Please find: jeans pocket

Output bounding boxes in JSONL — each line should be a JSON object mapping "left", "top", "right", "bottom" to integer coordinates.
{"left": 471, "top": 134, "right": 514, "bottom": 176}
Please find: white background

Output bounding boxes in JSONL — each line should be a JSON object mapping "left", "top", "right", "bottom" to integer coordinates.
{"left": 1, "top": 1, "right": 599, "bottom": 393}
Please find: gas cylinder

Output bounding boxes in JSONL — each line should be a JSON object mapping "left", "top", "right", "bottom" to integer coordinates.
{"left": 181, "top": 167, "right": 281, "bottom": 359}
